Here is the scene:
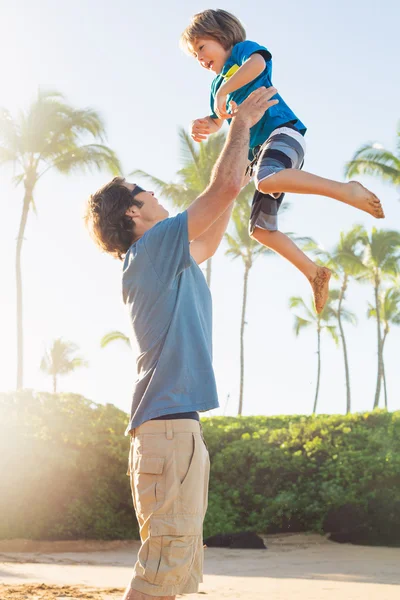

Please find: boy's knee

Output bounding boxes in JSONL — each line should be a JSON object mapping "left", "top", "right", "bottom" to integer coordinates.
{"left": 249, "top": 227, "right": 258, "bottom": 240}
{"left": 250, "top": 226, "right": 271, "bottom": 241}
{"left": 256, "top": 175, "right": 276, "bottom": 194}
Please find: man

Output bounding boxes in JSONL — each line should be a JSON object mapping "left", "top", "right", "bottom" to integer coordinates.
{"left": 85, "top": 87, "right": 277, "bottom": 599}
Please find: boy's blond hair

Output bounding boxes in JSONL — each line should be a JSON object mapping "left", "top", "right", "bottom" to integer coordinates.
{"left": 180, "top": 9, "right": 246, "bottom": 55}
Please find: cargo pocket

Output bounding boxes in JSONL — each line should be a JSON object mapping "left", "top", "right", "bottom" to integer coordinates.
{"left": 145, "top": 521, "right": 198, "bottom": 587}
{"left": 154, "top": 533, "right": 197, "bottom": 587}
{"left": 132, "top": 455, "right": 165, "bottom": 521}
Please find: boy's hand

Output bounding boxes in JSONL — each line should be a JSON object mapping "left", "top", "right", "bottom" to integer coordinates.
{"left": 230, "top": 87, "right": 279, "bottom": 127}
{"left": 191, "top": 118, "right": 211, "bottom": 142}
{"left": 215, "top": 91, "right": 231, "bottom": 119}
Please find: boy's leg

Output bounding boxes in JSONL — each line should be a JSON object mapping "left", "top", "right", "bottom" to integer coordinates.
{"left": 258, "top": 170, "right": 384, "bottom": 219}
{"left": 251, "top": 227, "right": 331, "bottom": 313}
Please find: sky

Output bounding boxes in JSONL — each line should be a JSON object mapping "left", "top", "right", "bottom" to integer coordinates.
{"left": 0, "top": 0, "right": 399, "bottom": 420}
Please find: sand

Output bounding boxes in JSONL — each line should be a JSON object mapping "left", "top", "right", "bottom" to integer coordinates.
{"left": 0, "top": 533, "right": 399, "bottom": 599}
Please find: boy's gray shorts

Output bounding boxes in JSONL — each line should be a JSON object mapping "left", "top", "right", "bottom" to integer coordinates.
{"left": 249, "top": 126, "right": 306, "bottom": 234}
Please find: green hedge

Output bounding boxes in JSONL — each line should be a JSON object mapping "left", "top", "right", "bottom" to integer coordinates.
{"left": 1, "top": 392, "right": 399, "bottom": 545}
{"left": 0, "top": 391, "right": 136, "bottom": 540}
{"left": 201, "top": 413, "right": 400, "bottom": 544}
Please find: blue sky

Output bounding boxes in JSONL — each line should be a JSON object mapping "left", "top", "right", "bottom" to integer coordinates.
{"left": 1, "top": 0, "right": 399, "bottom": 418}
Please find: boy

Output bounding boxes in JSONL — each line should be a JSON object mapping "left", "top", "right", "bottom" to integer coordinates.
{"left": 181, "top": 9, "right": 384, "bottom": 313}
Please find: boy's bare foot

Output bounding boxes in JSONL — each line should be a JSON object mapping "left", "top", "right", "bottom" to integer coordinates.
{"left": 344, "top": 181, "right": 385, "bottom": 218}
{"left": 310, "top": 267, "right": 332, "bottom": 314}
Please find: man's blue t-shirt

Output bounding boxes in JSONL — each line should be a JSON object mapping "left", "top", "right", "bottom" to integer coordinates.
{"left": 210, "top": 40, "right": 307, "bottom": 158}
{"left": 122, "top": 211, "right": 219, "bottom": 434}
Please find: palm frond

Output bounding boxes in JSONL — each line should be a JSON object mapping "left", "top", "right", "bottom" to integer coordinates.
{"left": 224, "top": 233, "right": 243, "bottom": 259}
{"left": 293, "top": 315, "right": 312, "bottom": 336}
{"left": 38, "top": 108, "right": 108, "bottom": 160}
{"left": 178, "top": 127, "right": 200, "bottom": 169}
{"left": 100, "top": 331, "right": 131, "bottom": 348}
{"left": 40, "top": 338, "right": 87, "bottom": 377}
{"left": 0, "top": 145, "right": 19, "bottom": 165}
{"left": 340, "top": 309, "right": 357, "bottom": 326}
{"left": 289, "top": 295, "right": 315, "bottom": 321}
{"left": 344, "top": 143, "right": 400, "bottom": 184}
{"left": 0, "top": 108, "right": 20, "bottom": 152}
{"left": 41, "top": 144, "right": 121, "bottom": 177}
{"left": 325, "top": 324, "right": 339, "bottom": 346}
{"left": 11, "top": 173, "right": 25, "bottom": 187}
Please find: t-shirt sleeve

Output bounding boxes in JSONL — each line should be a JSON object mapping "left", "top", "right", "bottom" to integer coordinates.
{"left": 210, "top": 80, "right": 218, "bottom": 119}
{"left": 142, "top": 211, "right": 191, "bottom": 285}
{"left": 232, "top": 40, "right": 272, "bottom": 65}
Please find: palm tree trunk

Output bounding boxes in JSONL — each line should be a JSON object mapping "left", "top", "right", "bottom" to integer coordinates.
{"left": 313, "top": 326, "right": 321, "bottom": 414}
{"left": 381, "top": 332, "right": 388, "bottom": 410}
{"left": 373, "top": 276, "right": 383, "bottom": 409}
{"left": 206, "top": 258, "right": 212, "bottom": 287}
{"left": 238, "top": 263, "right": 250, "bottom": 416}
{"left": 15, "top": 192, "right": 31, "bottom": 390}
{"left": 338, "top": 278, "right": 351, "bottom": 413}
{"left": 53, "top": 374, "right": 57, "bottom": 394}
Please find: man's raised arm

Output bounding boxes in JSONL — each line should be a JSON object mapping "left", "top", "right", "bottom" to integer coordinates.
{"left": 187, "top": 87, "right": 278, "bottom": 249}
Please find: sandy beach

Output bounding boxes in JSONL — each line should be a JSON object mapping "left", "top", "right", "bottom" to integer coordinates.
{"left": 1, "top": 533, "right": 399, "bottom": 599}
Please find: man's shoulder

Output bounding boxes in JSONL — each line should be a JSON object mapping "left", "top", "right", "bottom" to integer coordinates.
{"left": 142, "top": 212, "right": 188, "bottom": 247}
{"left": 123, "top": 211, "right": 190, "bottom": 287}
{"left": 126, "top": 212, "right": 188, "bottom": 255}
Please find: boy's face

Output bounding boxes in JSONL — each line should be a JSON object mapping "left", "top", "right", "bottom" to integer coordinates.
{"left": 191, "top": 38, "right": 231, "bottom": 74}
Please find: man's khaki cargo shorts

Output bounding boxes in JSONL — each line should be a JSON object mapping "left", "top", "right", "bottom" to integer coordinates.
{"left": 127, "top": 418, "right": 210, "bottom": 596}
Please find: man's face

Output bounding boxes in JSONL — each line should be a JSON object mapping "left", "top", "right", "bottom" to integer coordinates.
{"left": 123, "top": 182, "right": 169, "bottom": 226}
{"left": 190, "top": 38, "right": 231, "bottom": 74}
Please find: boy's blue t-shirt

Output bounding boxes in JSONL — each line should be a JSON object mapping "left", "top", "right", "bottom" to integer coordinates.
{"left": 210, "top": 40, "right": 306, "bottom": 158}
{"left": 122, "top": 211, "right": 219, "bottom": 434}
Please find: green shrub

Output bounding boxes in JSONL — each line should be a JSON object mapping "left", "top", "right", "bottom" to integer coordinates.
{"left": 202, "top": 412, "right": 400, "bottom": 545}
{"left": 1, "top": 393, "right": 399, "bottom": 545}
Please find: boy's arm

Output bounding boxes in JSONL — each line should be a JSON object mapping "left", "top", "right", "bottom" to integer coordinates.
{"left": 206, "top": 116, "right": 223, "bottom": 132}
{"left": 215, "top": 54, "right": 267, "bottom": 119}
{"left": 191, "top": 115, "right": 223, "bottom": 142}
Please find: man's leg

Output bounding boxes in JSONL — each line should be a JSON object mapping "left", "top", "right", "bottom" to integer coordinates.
{"left": 251, "top": 227, "right": 331, "bottom": 313}
{"left": 258, "top": 170, "right": 384, "bottom": 218}
{"left": 126, "top": 420, "right": 209, "bottom": 598}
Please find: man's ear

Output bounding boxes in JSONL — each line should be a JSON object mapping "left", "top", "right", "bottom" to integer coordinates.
{"left": 125, "top": 205, "right": 141, "bottom": 219}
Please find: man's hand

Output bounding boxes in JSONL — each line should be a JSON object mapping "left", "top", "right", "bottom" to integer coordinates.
{"left": 230, "top": 86, "right": 279, "bottom": 128}
{"left": 190, "top": 118, "right": 211, "bottom": 142}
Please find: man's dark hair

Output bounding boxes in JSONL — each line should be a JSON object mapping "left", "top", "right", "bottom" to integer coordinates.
{"left": 84, "top": 177, "right": 144, "bottom": 260}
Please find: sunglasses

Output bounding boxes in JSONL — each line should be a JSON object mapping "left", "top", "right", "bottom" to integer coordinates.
{"left": 130, "top": 184, "right": 146, "bottom": 200}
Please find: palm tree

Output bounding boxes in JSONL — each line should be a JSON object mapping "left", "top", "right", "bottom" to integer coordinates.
{"left": 224, "top": 185, "right": 271, "bottom": 416}
{"left": 327, "top": 289, "right": 357, "bottom": 412}
{"left": 100, "top": 331, "right": 131, "bottom": 348}
{"left": 304, "top": 225, "right": 365, "bottom": 413}
{"left": 0, "top": 89, "right": 121, "bottom": 390}
{"left": 345, "top": 123, "right": 400, "bottom": 187}
{"left": 225, "top": 186, "right": 313, "bottom": 415}
{"left": 289, "top": 293, "right": 338, "bottom": 414}
{"left": 367, "top": 286, "right": 400, "bottom": 409}
{"left": 40, "top": 338, "right": 88, "bottom": 393}
{"left": 130, "top": 128, "right": 227, "bottom": 286}
{"left": 357, "top": 228, "right": 400, "bottom": 408}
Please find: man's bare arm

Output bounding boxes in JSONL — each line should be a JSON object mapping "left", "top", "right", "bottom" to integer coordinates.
{"left": 186, "top": 87, "right": 278, "bottom": 243}
{"left": 189, "top": 204, "right": 233, "bottom": 264}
